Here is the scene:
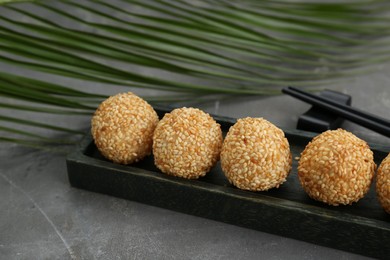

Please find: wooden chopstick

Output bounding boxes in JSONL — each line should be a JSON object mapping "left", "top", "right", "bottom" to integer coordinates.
{"left": 282, "top": 86, "right": 390, "bottom": 138}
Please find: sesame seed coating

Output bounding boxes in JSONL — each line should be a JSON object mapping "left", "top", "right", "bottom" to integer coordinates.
{"left": 298, "top": 129, "right": 376, "bottom": 206}
{"left": 153, "top": 107, "right": 223, "bottom": 179}
{"left": 91, "top": 92, "right": 158, "bottom": 165}
{"left": 376, "top": 153, "right": 390, "bottom": 214}
{"left": 220, "top": 117, "right": 292, "bottom": 191}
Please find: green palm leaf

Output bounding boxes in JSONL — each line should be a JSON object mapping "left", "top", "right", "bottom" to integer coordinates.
{"left": 1, "top": 0, "right": 390, "bottom": 150}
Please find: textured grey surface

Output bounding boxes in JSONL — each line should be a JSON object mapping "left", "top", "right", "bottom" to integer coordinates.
{"left": 0, "top": 144, "right": 377, "bottom": 260}
{"left": 1, "top": 2, "right": 390, "bottom": 260}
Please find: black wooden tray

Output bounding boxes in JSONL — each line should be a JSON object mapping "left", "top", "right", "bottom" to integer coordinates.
{"left": 66, "top": 107, "right": 390, "bottom": 259}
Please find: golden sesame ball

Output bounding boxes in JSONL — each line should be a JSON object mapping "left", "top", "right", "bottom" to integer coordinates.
{"left": 153, "top": 107, "right": 223, "bottom": 179}
{"left": 376, "top": 153, "right": 390, "bottom": 214}
{"left": 298, "top": 129, "right": 376, "bottom": 206}
{"left": 91, "top": 92, "right": 158, "bottom": 165}
{"left": 221, "top": 117, "right": 292, "bottom": 191}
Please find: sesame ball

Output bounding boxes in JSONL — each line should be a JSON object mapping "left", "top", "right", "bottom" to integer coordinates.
{"left": 220, "top": 117, "right": 292, "bottom": 191}
{"left": 298, "top": 129, "right": 376, "bottom": 206}
{"left": 91, "top": 92, "right": 158, "bottom": 164}
{"left": 376, "top": 153, "right": 390, "bottom": 214}
{"left": 153, "top": 107, "right": 223, "bottom": 179}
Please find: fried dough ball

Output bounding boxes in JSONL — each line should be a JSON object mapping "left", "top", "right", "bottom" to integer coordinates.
{"left": 91, "top": 92, "right": 158, "bottom": 164}
{"left": 376, "top": 153, "right": 390, "bottom": 214}
{"left": 221, "top": 117, "right": 292, "bottom": 191}
{"left": 153, "top": 107, "right": 223, "bottom": 179}
{"left": 298, "top": 129, "right": 376, "bottom": 206}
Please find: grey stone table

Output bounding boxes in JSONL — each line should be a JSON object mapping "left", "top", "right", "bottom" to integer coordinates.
{"left": 1, "top": 63, "right": 390, "bottom": 260}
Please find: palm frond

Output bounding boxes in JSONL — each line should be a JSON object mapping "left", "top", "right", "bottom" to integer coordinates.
{"left": 1, "top": 0, "right": 390, "bottom": 150}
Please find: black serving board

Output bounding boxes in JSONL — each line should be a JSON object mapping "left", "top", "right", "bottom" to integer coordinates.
{"left": 66, "top": 106, "right": 390, "bottom": 259}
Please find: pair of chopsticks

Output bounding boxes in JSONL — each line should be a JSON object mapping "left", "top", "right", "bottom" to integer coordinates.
{"left": 282, "top": 86, "right": 390, "bottom": 138}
